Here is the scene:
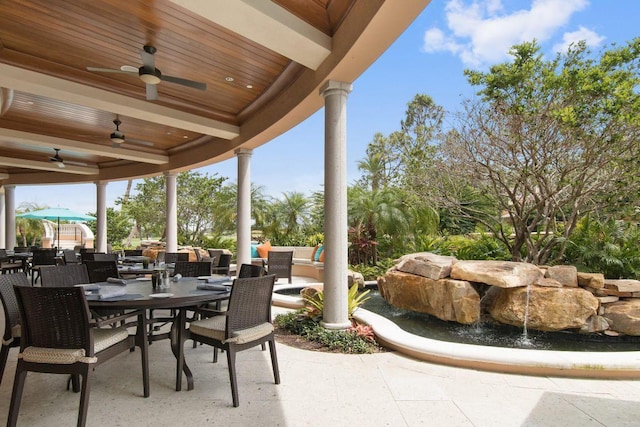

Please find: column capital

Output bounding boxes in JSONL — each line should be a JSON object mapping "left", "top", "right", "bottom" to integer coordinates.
{"left": 235, "top": 148, "right": 253, "bottom": 157}
{"left": 319, "top": 80, "right": 352, "bottom": 98}
{"left": 164, "top": 171, "right": 178, "bottom": 178}
{"left": 94, "top": 180, "right": 107, "bottom": 187}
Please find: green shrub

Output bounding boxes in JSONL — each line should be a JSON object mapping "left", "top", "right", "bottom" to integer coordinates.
{"left": 274, "top": 311, "right": 380, "bottom": 354}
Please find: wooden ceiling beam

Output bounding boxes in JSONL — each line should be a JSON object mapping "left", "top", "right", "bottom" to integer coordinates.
{"left": 0, "top": 64, "right": 240, "bottom": 139}
{"left": 0, "top": 156, "right": 98, "bottom": 175}
{"left": 170, "top": 0, "right": 332, "bottom": 70}
{"left": 0, "top": 129, "right": 169, "bottom": 164}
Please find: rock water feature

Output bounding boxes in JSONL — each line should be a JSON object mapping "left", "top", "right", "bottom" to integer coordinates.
{"left": 377, "top": 253, "right": 640, "bottom": 340}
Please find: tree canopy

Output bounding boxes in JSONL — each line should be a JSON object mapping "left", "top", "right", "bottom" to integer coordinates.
{"left": 430, "top": 39, "right": 640, "bottom": 263}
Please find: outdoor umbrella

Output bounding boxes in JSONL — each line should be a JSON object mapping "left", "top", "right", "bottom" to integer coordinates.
{"left": 16, "top": 207, "right": 96, "bottom": 249}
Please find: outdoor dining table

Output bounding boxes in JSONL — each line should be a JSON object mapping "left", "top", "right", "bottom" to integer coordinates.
{"left": 86, "top": 277, "right": 230, "bottom": 393}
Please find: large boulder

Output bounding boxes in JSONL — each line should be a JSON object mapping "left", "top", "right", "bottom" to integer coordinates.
{"left": 395, "top": 252, "right": 457, "bottom": 280}
{"left": 488, "top": 286, "right": 598, "bottom": 331}
{"left": 378, "top": 270, "right": 480, "bottom": 324}
{"left": 545, "top": 265, "right": 578, "bottom": 287}
{"left": 450, "top": 260, "right": 543, "bottom": 288}
{"left": 604, "top": 300, "right": 640, "bottom": 336}
{"left": 577, "top": 272, "right": 605, "bottom": 289}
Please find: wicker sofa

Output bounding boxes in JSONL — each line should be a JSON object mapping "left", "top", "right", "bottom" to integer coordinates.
{"left": 251, "top": 245, "right": 324, "bottom": 281}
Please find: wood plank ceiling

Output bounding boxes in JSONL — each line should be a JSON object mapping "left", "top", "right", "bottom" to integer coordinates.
{"left": 0, "top": 0, "right": 430, "bottom": 185}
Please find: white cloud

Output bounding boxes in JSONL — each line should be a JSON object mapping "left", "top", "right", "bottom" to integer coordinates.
{"left": 423, "top": 0, "right": 590, "bottom": 67}
{"left": 553, "top": 26, "right": 605, "bottom": 53}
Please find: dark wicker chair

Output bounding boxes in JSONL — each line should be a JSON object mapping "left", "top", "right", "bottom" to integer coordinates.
{"left": 164, "top": 252, "right": 189, "bottom": 263}
{"left": 63, "top": 249, "right": 80, "bottom": 265}
{"left": 40, "top": 264, "right": 90, "bottom": 287}
{"left": 123, "top": 249, "right": 143, "bottom": 257}
{"left": 30, "top": 248, "right": 59, "bottom": 285}
{"left": 84, "top": 261, "right": 120, "bottom": 283}
{"left": 207, "top": 249, "right": 224, "bottom": 266}
{"left": 211, "top": 253, "right": 232, "bottom": 275}
{"left": 0, "top": 249, "right": 23, "bottom": 274}
{"left": 0, "top": 272, "right": 30, "bottom": 386}
{"left": 188, "top": 274, "right": 279, "bottom": 407}
{"left": 238, "top": 263, "right": 266, "bottom": 278}
{"left": 173, "top": 261, "right": 212, "bottom": 277}
{"left": 265, "top": 251, "right": 293, "bottom": 284}
{"left": 93, "top": 253, "right": 118, "bottom": 262}
{"left": 7, "top": 286, "right": 148, "bottom": 427}
{"left": 12, "top": 247, "right": 29, "bottom": 253}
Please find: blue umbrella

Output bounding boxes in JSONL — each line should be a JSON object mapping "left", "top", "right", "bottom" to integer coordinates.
{"left": 16, "top": 208, "right": 96, "bottom": 249}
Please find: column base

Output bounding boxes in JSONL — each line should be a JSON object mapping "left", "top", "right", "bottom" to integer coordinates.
{"left": 320, "top": 320, "right": 352, "bottom": 330}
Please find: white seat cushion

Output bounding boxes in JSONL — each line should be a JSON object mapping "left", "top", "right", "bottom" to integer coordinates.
{"left": 190, "top": 315, "right": 274, "bottom": 344}
{"left": 20, "top": 327, "right": 129, "bottom": 364}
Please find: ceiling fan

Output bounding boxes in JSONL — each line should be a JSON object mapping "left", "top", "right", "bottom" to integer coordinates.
{"left": 86, "top": 45, "right": 207, "bottom": 100}
{"left": 109, "top": 117, "right": 154, "bottom": 148}
{"left": 49, "top": 149, "right": 88, "bottom": 168}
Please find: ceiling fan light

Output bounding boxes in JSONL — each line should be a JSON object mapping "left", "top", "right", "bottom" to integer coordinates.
{"left": 57, "top": 161, "right": 65, "bottom": 169}
{"left": 110, "top": 132, "right": 125, "bottom": 144}
{"left": 139, "top": 66, "right": 161, "bottom": 84}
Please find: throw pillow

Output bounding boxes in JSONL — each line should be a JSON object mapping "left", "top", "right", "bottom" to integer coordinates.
{"left": 314, "top": 244, "right": 324, "bottom": 262}
{"left": 257, "top": 241, "right": 272, "bottom": 258}
{"left": 319, "top": 248, "right": 325, "bottom": 262}
{"left": 251, "top": 245, "right": 259, "bottom": 258}
{"left": 310, "top": 244, "right": 320, "bottom": 262}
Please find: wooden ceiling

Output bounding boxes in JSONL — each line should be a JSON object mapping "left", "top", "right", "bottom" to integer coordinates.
{"left": 0, "top": 0, "right": 431, "bottom": 185}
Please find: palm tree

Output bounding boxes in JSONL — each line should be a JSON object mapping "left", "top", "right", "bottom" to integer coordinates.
{"left": 348, "top": 187, "right": 411, "bottom": 264}
{"left": 16, "top": 202, "right": 47, "bottom": 247}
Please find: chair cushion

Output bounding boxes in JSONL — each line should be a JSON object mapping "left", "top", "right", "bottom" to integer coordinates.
{"left": 251, "top": 245, "right": 259, "bottom": 258}
{"left": 19, "top": 327, "right": 129, "bottom": 364}
{"left": 93, "top": 327, "right": 130, "bottom": 353}
{"left": 190, "top": 315, "right": 274, "bottom": 344}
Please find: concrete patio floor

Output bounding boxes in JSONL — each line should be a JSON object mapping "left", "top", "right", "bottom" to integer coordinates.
{"left": 2, "top": 276, "right": 640, "bottom": 426}
{"left": 1, "top": 307, "right": 640, "bottom": 426}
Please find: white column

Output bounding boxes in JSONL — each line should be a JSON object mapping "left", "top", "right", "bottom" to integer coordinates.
{"left": 319, "top": 80, "right": 352, "bottom": 330}
{"left": 4, "top": 185, "right": 16, "bottom": 250}
{"left": 96, "top": 181, "right": 107, "bottom": 253}
{"left": 0, "top": 187, "right": 5, "bottom": 249}
{"left": 236, "top": 148, "right": 252, "bottom": 268}
{"left": 165, "top": 172, "right": 178, "bottom": 252}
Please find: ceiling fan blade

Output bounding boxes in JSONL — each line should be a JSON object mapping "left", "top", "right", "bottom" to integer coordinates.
{"left": 126, "top": 138, "right": 154, "bottom": 147}
{"left": 64, "top": 160, "right": 89, "bottom": 167}
{"left": 146, "top": 84, "right": 158, "bottom": 101}
{"left": 162, "top": 75, "right": 206, "bottom": 91}
{"left": 86, "top": 67, "right": 136, "bottom": 75}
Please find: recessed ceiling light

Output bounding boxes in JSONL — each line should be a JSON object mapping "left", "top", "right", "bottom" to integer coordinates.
{"left": 246, "top": 84, "right": 253, "bottom": 89}
{"left": 225, "top": 76, "right": 234, "bottom": 82}
{"left": 183, "top": 135, "right": 188, "bottom": 139}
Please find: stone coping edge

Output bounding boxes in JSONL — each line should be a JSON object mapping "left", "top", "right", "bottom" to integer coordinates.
{"left": 272, "top": 283, "right": 640, "bottom": 379}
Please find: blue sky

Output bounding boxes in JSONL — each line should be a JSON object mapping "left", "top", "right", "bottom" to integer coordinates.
{"left": 15, "top": 0, "right": 640, "bottom": 214}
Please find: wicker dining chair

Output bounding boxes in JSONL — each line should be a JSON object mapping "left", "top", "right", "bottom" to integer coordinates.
{"left": 83, "top": 261, "right": 120, "bottom": 283}
{"left": 62, "top": 249, "right": 80, "bottom": 265}
{"left": 7, "top": 286, "right": 148, "bottom": 427}
{"left": 264, "top": 251, "right": 293, "bottom": 283}
{"left": 164, "top": 252, "right": 189, "bottom": 263}
{"left": 30, "top": 248, "right": 59, "bottom": 285}
{"left": 173, "top": 261, "right": 212, "bottom": 277}
{"left": 211, "top": 253, "right": 232, "bottom": 275}
{"left": 238, "top": 263, "right": 266, "bottom": 278}
{"left": 40, "top": 264, "right": 90, "bottom": 288}
{"left": 0, "top": 272, "right": 30, "bottom": 386}
{"left": 92, "top": 253, "right": 118, "bottom": 262}
{"left": 188, "top": 274, "right": 279, "bottom": 407}
{"left": 0, "top": 249, "right": 23, "bottom": 274}
{"left": 123, "top": 249, "right": 143, "bottom": 257}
